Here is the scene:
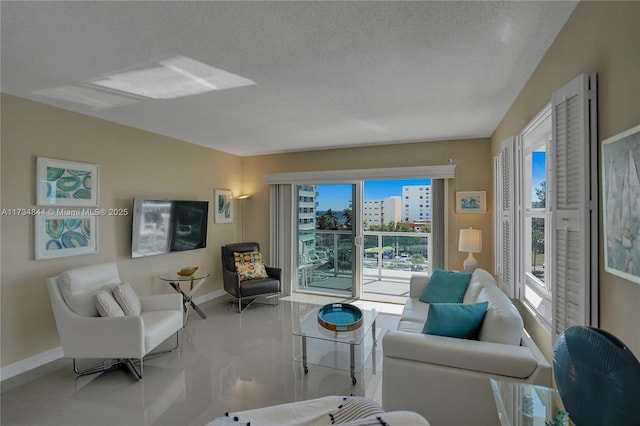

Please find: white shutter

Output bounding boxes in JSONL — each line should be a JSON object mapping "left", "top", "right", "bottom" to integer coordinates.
{"left": 494, "top": 156, "right": 502, "bottom": 277}
{"left": 495, "top": 136, "right": 516, "bottom": 298}
{"left": 550, "top": 73, "right": 598, "bottom": 343}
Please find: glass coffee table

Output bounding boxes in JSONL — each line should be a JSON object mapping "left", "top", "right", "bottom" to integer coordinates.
{"left": 490, "top": 379, "right": 569, "bottom": 426}
{"left": 292, "top": 303, "right": 379, "bottom": 385}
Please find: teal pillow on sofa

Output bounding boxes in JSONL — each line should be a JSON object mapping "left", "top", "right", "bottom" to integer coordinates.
{"left": 419, "top": 268, "right": 472, "bottom": 303}
{"left": 422, "top": 302, "right": 489, "bottom": 339}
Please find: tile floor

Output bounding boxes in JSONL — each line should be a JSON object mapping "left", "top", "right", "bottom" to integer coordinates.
{"left": 1, "top": 293, "right": 403, "bottom": 426}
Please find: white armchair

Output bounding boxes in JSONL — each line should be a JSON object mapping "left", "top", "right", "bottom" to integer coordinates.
{"left": 46, "top": 262, "right": 183, "bottom": 379}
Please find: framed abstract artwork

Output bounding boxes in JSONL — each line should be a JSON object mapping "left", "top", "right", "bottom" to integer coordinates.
{"left": 456, "top": 191, "right": 486, "bottom": 214}
{"left": 602, "top": 124, "right": 640, "bottom": 284}
{"left": 35, "top": 213, "right": 98, "bottom": 259}
{"left": 214, "top": 189, "right": 233, "bottom": 223}
{"left": 37, "top": 157, "right": 99, "bottom": 206}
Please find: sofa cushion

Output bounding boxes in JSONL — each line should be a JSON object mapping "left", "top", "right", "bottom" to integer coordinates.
{"left": 59, "top": 262, "right": 121, "bottom": 317}
{"left": 423, "top": 302, "right": 488, "bottom": 339}
{"left": 463, "top": 269, "right": 493, "bottom": 303}
{"left": 418, "top": 268, "right": 471, "bottom": 303}
{"left": 476, "top": 285, "right": 524, "bottom": 345}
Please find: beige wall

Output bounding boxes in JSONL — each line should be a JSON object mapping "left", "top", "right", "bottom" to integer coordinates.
{"left": 1, "top": 94, "right": 243, "bottom": 367}
{"left": 491, "top": 1, "right": 640, "bottom": 358}
{"left": 241, "top": 139, "right": 494, "bottom": 274}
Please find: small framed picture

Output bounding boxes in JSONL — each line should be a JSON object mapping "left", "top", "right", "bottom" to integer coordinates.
{"left": 214, "top": 189, "right": 234, "bottom": 223}
{"left": 602, "top": 124, "right": 640, "bottom": 284}
{"left": 456, "top": 191, "right": 486, "bottom": 214}
{"left": 37, "top": 157, "right": 99, "bottom": 206}
{"left": 35, "top": 213, "right": 98, "bottom": 260}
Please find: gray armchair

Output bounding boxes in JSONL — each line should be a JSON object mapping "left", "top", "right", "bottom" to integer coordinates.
{"left": 221, "top": 242, "right": 281, "bottom": 312}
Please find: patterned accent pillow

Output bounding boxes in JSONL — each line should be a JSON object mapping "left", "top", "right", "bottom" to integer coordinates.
{"left": 234, "top": 251, "right": 268, "bottom": 281}
{"left": 327, "top": 397, "right": 385, "bottom": 424}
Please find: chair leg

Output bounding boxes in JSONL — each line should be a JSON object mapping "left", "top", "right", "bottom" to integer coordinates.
{"left": 73, "top": 358, "right": 123, "bottom": 376}
{"left": 71, "top": 331, "right": 179, "bottom": 380}
{"left": 124, "top": 358, "right": 143, "bottom": 380}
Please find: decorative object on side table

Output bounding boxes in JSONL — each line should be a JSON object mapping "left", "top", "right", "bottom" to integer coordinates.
{"left": 601, "top": 124, "right": 640, "bottom": 285}
{"left": 177, "top": 266, "right": 198, "bottom": 276}
{"left": 317, "top": 303, "right": 363, "bottom": 332}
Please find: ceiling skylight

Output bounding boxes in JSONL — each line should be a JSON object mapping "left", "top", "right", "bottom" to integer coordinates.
{"left": 33, "top": 85, "right": 138, "bottom": 110}
{"left": 90, "top": 56, "right": 256, "bottom": 99}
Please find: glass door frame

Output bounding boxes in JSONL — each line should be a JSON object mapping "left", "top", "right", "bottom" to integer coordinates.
{"left": 294, "top": 181, "right": 364, "bottom": 299}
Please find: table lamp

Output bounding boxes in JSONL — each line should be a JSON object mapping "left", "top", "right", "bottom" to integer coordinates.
{"left": 459, "top": 227, "right": 482, "bottom": 273}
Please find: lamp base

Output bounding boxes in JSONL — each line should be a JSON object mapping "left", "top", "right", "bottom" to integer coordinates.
{"left": 463, "top": 253, "right": 478, "bottom": 273}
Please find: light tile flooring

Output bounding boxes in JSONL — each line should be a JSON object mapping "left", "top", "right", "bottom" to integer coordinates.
{"left": 1, "top": 293, "right": 403, "bottom": 426}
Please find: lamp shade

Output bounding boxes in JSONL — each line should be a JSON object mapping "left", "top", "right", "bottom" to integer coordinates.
{"left": 458, "top": 228, "right": 482, "bottom": 253}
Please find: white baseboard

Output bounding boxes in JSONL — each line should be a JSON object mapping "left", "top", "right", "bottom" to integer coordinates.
{"left": 193, "top": 288, "right": 227, "bottom": 305}
{"left": 1, "top": 289, "right": 228, "bottom": 382}
{"left": 1, "top": 346, "right": 64, "bottom": 381}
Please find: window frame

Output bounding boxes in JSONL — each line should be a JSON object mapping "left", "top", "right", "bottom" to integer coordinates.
{"left": 518, "top": 103, "right": 553, "bottom": 331}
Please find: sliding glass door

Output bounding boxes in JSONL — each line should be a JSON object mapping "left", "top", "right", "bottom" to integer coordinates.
{"left": 296, "top": 183, "right": 358, "bottom": 297}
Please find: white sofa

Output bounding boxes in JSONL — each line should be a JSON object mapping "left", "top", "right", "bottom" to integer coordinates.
{"left": 382, "top": 268, "right": 551, "bottom": 426}
{"left": 205, "top": 395, "right": 430, "bottom": 425}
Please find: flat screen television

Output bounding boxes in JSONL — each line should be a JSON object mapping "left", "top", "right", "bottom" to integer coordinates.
{"left": 131, "top": 198, "right": 209, "bottom": 259}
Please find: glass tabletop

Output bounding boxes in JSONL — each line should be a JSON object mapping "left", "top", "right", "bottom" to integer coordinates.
{"left": 490, "top": 379, "right": 568, "bottom": 426}
{"left": 159, "top": 271, "right": 210, "bottom": 281}
{"left": 292, "top": 304, "right": 378, "bottom": 346}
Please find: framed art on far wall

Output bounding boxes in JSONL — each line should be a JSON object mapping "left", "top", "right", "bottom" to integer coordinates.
{"left": 456, "top": 191, "right": 486, "bottom": 214}
{"left": 37, "top": 157, "right": 99, "bottom": 206}
{"left": 214, "top": 189, "right": 234, "bottom": 223}
{"left": 35, "top": 213, "right": 98, "bottom": 260}
{"left": 602, "top": 124, "right": 640, "bottom": 284}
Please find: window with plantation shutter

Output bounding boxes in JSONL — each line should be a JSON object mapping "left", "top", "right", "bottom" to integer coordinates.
{"left": 550, "top": 73, "right": 598, "bottom": 343}
{"left": 494, "top": 73, "right": 597, "bottom": 343}
{"left": 494, "top": 137, "right": 516, "bottom": 298}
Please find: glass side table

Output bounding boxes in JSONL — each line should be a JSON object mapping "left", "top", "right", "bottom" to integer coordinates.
{"left": 159, "top": 271, "right": 210, "bottom": 326}
{"left": 490, "top": 379, "right": 569, "bottom": 426}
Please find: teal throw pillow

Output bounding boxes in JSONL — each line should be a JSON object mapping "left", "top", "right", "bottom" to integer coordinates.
{"left": 422, "top": 302, "right": 489, "bottom": 339}
{"left": 418, "top": 268, "right": 472, "bottom": 303}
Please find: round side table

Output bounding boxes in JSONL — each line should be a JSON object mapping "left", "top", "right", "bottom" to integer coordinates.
{"left": 159, "top": 271, "right": 210, "bottom": 326}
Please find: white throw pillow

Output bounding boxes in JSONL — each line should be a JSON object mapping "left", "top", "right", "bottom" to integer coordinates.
{"left": 94, "top": 287, "right": 125, "bottom": 317}
{"left": 113, "top": 281, "right": 141, "bottom": 316}
{"left": 476, "top": 286, "right": 524, "bottom": 345}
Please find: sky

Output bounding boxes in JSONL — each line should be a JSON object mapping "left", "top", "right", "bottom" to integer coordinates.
{"left": 315, "top": 178, "right": 431, "bottom": 211}
{"left": 532, "top": 151, "right": 546, "bottom": 203}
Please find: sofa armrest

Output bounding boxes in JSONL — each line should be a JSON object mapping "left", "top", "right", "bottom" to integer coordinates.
{"left": 409, "top": 273, "right": 431, "bottom": 298}
{"left": 383, "top": 330, "right": 539, "bottom": 379}
{"left": 140, "top": 293, "right": 182, "bottom": 312}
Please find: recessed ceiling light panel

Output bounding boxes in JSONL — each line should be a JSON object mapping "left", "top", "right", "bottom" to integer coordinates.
{"left": 90, "top": 56, "right": 255, "bottom": 99}
{"left": 33, "top": 85, "right": 138, "bottom": 110}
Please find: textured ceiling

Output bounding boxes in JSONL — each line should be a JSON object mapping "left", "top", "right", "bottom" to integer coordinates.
{"left": 1, "top": 1, "right": 578, "bottom": 156}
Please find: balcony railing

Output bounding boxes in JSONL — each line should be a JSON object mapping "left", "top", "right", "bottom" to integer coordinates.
{"left": 307, "top": 230, "right": 432, "bottom": 283}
